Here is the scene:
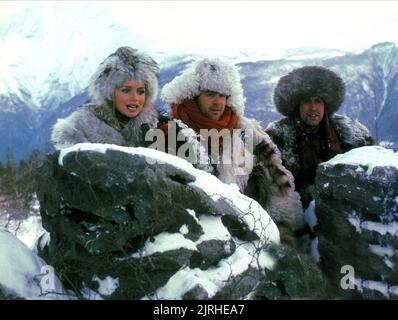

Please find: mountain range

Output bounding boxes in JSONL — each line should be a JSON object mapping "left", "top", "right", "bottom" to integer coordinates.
{"left": 1, "top": 5, "right": 397, "bottom": 164}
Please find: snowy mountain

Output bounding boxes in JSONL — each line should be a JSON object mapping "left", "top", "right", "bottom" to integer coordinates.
{"left": 1, "top": 5, "right": 398, "bottom": 164}
{"left": 0, "top": 4, "right": 147, "bottom": 110}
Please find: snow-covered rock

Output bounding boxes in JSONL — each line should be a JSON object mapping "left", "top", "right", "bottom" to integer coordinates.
{"left": 33, "top": 143, "right": 329, "bottom": 300}
{"left": 314, "top": 146, "right": 398, "bottom": 299}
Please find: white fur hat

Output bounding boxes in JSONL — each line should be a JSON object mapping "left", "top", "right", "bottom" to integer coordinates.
{"left": 161, "top": 58, "right": 245, "bottom": 116}
{"left": 89, "top": 47, "right": 159, "bottom": 106}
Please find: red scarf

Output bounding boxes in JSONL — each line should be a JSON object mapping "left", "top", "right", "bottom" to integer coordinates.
{"left": 170, "top": 99, "right": 238, "bottom": 134}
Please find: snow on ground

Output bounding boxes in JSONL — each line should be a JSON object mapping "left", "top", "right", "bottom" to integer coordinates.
{"left": 0, "top": 228, "right": 68, "bottom": 299}
{"left": 0, "top": 195, "right": 66, "bottom": 299}
{"left": 0, "top": 195, "right": 45, "bottom": 249}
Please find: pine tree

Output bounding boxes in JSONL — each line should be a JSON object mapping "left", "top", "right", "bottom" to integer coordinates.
{"left": 4, "top": 149, "right": 19, "bottom": 198}
{"left": 0, "top": 161, "right": 5, "bottom": 195}
{"left": 18, "top": 149, "right": 42, "bottom": 208}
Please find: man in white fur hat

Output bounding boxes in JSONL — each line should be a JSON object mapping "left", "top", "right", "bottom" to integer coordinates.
{"left": 159, "top": 58, "right": 304, "bottom": 247}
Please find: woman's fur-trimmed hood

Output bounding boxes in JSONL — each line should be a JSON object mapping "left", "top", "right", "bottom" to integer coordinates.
{"left": 161, "top": 58, "right": 245, "bottom": 116}
{"left": 89, "top": 46, "right": 159, "bottom": 106}
{"left": 273, "top": 66, "right": 346, "bottom": 117}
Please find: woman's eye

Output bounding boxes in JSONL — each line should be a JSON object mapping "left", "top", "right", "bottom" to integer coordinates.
{"left": 121, "top": 88, "right": 130, "bottom": 94}
{"left": 138, "top": 89, "right": 146, "bottom": 95}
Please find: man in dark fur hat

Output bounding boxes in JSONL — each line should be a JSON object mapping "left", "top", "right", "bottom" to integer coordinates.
{"left": 266, "top": 66, "right": 374, "bottom": 208}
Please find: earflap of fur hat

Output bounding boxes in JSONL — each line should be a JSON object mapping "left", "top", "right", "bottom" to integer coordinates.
{"left": 273, "top": 66, "right": 346, "bottom": 117}
{"left": 161, "top": 58, "right": 245, "bottom": 116}
{"left": 89, "top": 46, "right": 159, "bottom": 106}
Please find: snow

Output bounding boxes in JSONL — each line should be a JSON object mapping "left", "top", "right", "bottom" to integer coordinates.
{"left": 324, "top": 146, "right": 398, "bottom": 175}
{"left": 13, "top": 215, "right": 45, "bottom": 249}
{"left": 390, "top": 286, "right": 398, "bottom": 296}
{"left": 0, "top": 196, "right": 45, "bottom": 249}
{"left": 186, "top": 208, "right": 199, "bottom": 223}
{"left": 58, "top": 143, "right": 280, "bottom": 244}
{"left": 362, "top": 280, "right": 389, "bottom": 298}
{"left": 130, "top": 232, "right": 197, "bottom": 258}
{"left": 368, "top": 244, "right": 395, "bottom": 258}
{"left": 144, "top": 242, "right": 275, "bottom": 300}
{"left": 0, "top": 228, "right": 67, "bottom": 299}
{"left": 92, "top": 275, "right": 119, "bottom": 296}
{"left": 80, "top": 287, "right": 103, "bottom": 300}
{"left": 304, "top": 200, "right": 318, "bottom": 231}
{"left": 179, "top": 224, "right": 189, "bottom": 235}
{"left": 56, "top": 143, "right": 281, "bottom": 299}
{"left": 348, "top": 211, "right": 398, "bottom": 236}
{"left": 196, "top": 215, "right": 231, "bottom": 244}
{"left": 362, "top": 220, "right": 398, "bottom": 236}
{"left": 303, "top": 201, "right": 320, "bottom": 263}
{"left": 348, "top": 211, "right": 362, "bottom": 233}
{"left": 384, "top": 258, "right": 394, "bottom": 269}
{"left": 311, "top": 238, "right": 320, "bottom": 263}
{"left": 356, "top": 277, "right": 398, "bottom": 298}
{"left": 0, "top": 4, "right": 149, "bottom": 110}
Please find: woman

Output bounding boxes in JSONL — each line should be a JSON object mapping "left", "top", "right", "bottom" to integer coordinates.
{"left": 51, "top": 47, "right": 159, "bottom": 149}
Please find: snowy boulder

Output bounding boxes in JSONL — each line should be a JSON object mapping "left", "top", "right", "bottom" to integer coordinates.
{"left": 0, "top": 228, "right": 67, "bottom": 299}
{"left": 314, "top": 146, "right": 398, "bottom": 299}
{"left": 36, "top": 143, "right": 284, "bottom": 299}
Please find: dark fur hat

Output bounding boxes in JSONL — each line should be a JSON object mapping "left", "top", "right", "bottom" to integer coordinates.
{"left": 273, "top": 66, "right": 346, "bottom": 117}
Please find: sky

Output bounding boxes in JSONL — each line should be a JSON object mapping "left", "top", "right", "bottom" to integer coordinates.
{"left": 1, "top": 0, "right": 398, "bottom": 58}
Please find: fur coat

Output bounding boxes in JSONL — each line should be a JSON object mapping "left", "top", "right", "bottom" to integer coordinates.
{"left": 51, "top": 46, "right": 160, "bottom": 149}
{"left": 268, "top": 65, "right": 374, "bottom": 208}
{"left": 51, "top": 102, "right": 159, "bottom": 149}
{"left": 266, "top": 114, "right": 374, "bottom": 206}
{"left": 160, "top": 58, "right": 305, "bottom": 246}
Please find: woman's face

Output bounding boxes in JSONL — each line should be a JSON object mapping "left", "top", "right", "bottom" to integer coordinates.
{"left": 114, "top": 80, "right": 146, "bottom": 118}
